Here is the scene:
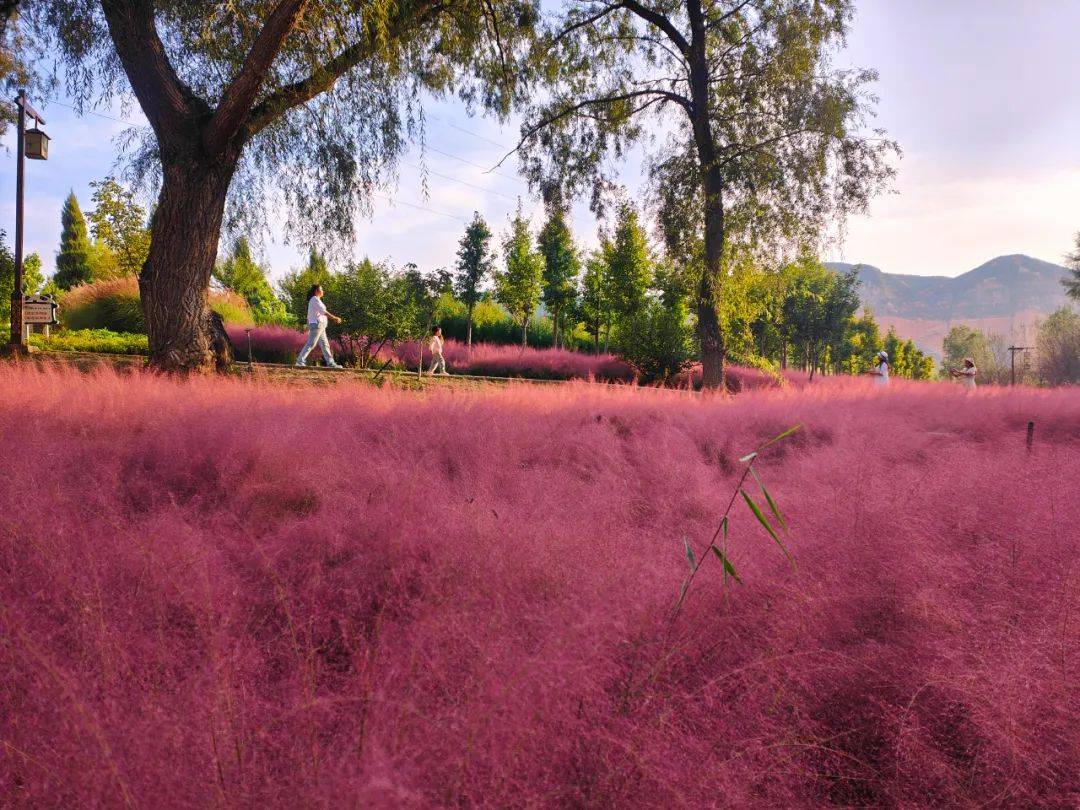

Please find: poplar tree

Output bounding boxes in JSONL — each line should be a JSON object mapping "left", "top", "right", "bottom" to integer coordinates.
{"left": 454, "top": 212, "right": 495, "bottom": 349}
{"left": 605, "top": 202, "right": 652, "bottom": 322}
{"left": 495, "top": 205, "right": 544, "bottom": 347}
{"left": 537, "top": 206, "right": 579, "bottom": 348}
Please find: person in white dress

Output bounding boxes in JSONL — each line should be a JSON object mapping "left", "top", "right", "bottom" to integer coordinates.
{"left": 295, "top": 284, "right": 343, "bottom": 368}
{"left": 428, "top": 326, "right": 449, "bottom": 376}
{"left": 949, "top": 358, "right": 978, "bottom": 389}
{"left": 865, "top": 350, "right": 891, "bottom": 385}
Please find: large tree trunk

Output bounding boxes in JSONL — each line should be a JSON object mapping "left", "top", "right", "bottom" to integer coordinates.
{"left": 141, "top": 150, "right": 238, "bottom": 372}
{"left": 687, "top": 6, "right": 726, "bottom": 390}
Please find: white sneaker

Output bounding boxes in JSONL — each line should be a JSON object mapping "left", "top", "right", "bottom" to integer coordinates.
{"left": 294, "top": 362, "right": 306, "bottom": 368}
{"left": 327, "top": 363, "right": 344, "bottom": 370}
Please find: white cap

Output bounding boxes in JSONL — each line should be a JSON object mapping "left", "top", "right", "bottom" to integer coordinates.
{"left": 877, "top": 351, "right": 888, "bottom": 361}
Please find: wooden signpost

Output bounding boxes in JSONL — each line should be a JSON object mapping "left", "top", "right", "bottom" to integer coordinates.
{"left": 23, "top": 295, "right": 59, "bottom": 326}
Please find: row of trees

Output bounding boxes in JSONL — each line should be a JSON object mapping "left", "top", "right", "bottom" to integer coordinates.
{"left": 12, "top": 0, "right": 892, "bottom": 382}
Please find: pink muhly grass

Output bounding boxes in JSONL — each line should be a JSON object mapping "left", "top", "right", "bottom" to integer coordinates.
{"left": 391, "top": 338, "right": 635, "bottom": 381}
{"left": 1, "top": 363, "right": 1077, "bottom": 807}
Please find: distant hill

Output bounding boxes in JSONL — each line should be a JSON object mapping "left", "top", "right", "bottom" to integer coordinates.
{"left": 825, "top": 255, "right": 1072, "bottom": 357}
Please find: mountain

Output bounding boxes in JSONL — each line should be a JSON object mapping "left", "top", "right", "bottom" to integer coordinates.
{"left": 825, "top": 255, "right": 1072, "bottom": 357}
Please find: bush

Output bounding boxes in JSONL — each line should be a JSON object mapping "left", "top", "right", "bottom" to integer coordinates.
{"left": 1, "top": 366, "right": 1077, "bottom": 806}
{"left": 613, "top": 299, "right": 695, "bottom": 383}
{"left": 28, "top": 328, "right": 148, "bottom": 355}
{"left": 62, "top": 277, "right": 255, "bottom": 333}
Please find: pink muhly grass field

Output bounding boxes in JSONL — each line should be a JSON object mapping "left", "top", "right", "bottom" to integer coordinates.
{"left": 1, "top": 363, "right": 1077, "bottom": 807}
{"left": 389, "top": 338, "right": 635, "bottom": 381}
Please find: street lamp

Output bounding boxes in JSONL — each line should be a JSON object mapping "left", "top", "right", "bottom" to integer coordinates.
{"left": 7, "top": 90, "right": 48, "bottom": 355}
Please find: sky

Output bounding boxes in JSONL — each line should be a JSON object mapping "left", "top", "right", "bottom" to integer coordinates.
{"left": 2, "top": 0, "right": 1079, "bottom": 281}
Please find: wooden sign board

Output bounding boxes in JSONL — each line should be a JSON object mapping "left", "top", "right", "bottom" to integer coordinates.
{"left": 23, "top": 295, "right": 59, "bottom": 325}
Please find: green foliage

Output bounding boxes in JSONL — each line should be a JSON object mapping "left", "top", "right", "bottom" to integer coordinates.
{"left": 780, "top": 260, "right": 861, "bottom": 378}
{"left": 1036, "top": 307, "right": 1080, "bottom": 385}
{"left": 884, "top": 329, "right": 935, "bottom": 380}
{"left": 579, "top": 248, "right": 614, "bottom": 352}
{"left": 278, "top": 249, "right": 332, "bottom": 326}
{"left": 455, "top": 212, "right": 495, "bottom": 311}
{"left": 537, "top": 206, "right": 579, "bottom": 346}
{"left": 613, "top": 297, "right": 694, "bottom": 383}
{"left": 495, "top": 206, "right": 544, "bottom": 344}
{"left": 605, "top": 203, "right": 652, "bottom": 319}
{"left": 29, "top": 328, "right": 148, "bottom": 355}
{"left": 21, "top": 1, "right": 539, "bottom": 248}
{"left": 54, "top": 192, "right": 94, "bottom": 290}
{"left": 941, "top": 324, "right": 1009, "bottom": 385}
{"left": 87, "top": 177, "right": 150, "bottom": 278}
{"left": 214, "top": 237, "right": 289, "bottom": 325}
{"left": 313, "top": 258, "right": 430, "bottom": 368}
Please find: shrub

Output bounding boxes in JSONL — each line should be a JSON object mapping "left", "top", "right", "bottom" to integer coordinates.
{"left": 61, "top": 277, "right": 255, "bottom": 333}
{"left": 0, "top": 366, "right": 1077, "bottom": 806}
{"left": 612, "top": 299, "right": 695, "bottom": 383}
{"left": 29, "top": 328, "right": 148, "bottom": 355}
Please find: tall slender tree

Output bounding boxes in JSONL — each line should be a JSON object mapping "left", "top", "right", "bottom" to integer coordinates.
{"left": 495, "top": 205, "right": 544, "bottom": 347}
{"left": 54, "top": 192, "right": 94, "bottom": 290}
{"left": 21, "top": 1, "right": 537, "bottom": 370}
{"left": 537, "top": 206, "right": 579, "bottom": 348}
{"left": 1064, "top": 232, "right": 1080, "bottom": 301}
{"left": 605, "top": 202, "right": 653, "bottom": 323}
{"left": 580, "top": 248, "right": 612, "bottom": 354}
{"left": 454, "top": 212, "right": 496, "bottom": 349}
{"left": 513, "top": 0, "right": 895, "bottom": 387}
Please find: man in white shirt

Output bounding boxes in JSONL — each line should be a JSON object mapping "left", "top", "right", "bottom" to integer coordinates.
{"left": 865, "top": 350, "right": 890, "bottom": 385}
{"left": 949, "top": 358, "right": 978, "bottom": 389}
{"left": 428, "top": 326, "right": 448, "bottom": 376}
{"left": 295, "top": 284, "right": 343, "bottom": 368}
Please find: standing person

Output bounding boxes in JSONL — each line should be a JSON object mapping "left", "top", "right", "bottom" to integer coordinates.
{"left": 949, "top": 357, "right": 978, "bottom": 389}
{"left": 864, "top": 350, "right": 891, "bottom": 385}
{"left": 295, "top": 284, "right": 343, "bottom": 368}
{"left": 428, "top": 326, "right": 449, "bottom": 376}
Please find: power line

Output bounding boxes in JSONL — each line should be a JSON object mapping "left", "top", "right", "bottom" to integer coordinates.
{"left": 424, "top": 145, "right": 526, "bottom": 185}
{"left": 371, "top": 193, "right": 469, "bottom": 223}
{"left": 404, "top": 162, "right": 518, "bottom": 201}
{"left": 44, "top": 98, "right": 146, "bottom": 127}
{"left": 426, "top": 113, "right": 514, "bottom": 150}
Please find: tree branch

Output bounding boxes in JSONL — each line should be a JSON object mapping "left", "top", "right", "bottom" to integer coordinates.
{"left": 100, "top": 0, "right": 206, "bottom": 140}
{"left": 622, "top": 1, "right": 690, "bottom": 56}
{"left": 245, "top": 1, "right": 446, "bottom": 136}
{"left": 705, "top": 0, "right": 756, "bottom": 30}
{"left": 205, "top": 0, "right": 309, "bottom": 155}
{"left": 493, "top": 88, "right": 691, "bottom": 169}
{"left": 551, "top": 2, "right": 625, "bottom": 44}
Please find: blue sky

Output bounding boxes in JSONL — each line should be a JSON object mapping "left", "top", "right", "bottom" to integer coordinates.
{"left": 3, "top": 0, "right": 1079, "bottom": 280}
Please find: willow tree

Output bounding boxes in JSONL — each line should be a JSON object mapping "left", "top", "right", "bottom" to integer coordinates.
{"left": 21, "top": 1, "right": 536, "bottom": 370}
{"left": 514, "top": 0, "right": 896, "bottom": 387}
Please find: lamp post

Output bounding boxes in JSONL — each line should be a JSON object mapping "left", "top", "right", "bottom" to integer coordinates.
{"left": 8, "top": 90, "right": 48, "bottom": 354}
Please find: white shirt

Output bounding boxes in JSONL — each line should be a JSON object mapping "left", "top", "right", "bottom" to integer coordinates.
{"left": 307, "top": 295, "right": 328, "bottom": 327}
{"left": 958, "top": 366, "right": 977, "bottom": 389}
{"left": 875, "top": 361, "right": 889, "bottom": 385}
{"left": 428, "top": 334, "right": 444, "bottom": 356}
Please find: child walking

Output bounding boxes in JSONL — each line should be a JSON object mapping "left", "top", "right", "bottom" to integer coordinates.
{"left": 428, "top": 326, "right": 449, "bottom": 376}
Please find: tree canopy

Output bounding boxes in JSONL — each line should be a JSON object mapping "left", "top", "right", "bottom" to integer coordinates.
{"left": 513, "top": 0, "right": 896, "bottom": 386}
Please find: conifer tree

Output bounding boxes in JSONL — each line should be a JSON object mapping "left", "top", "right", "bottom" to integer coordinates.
{"left": 54, "top": 192, "right": 94, "bottom": 290}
